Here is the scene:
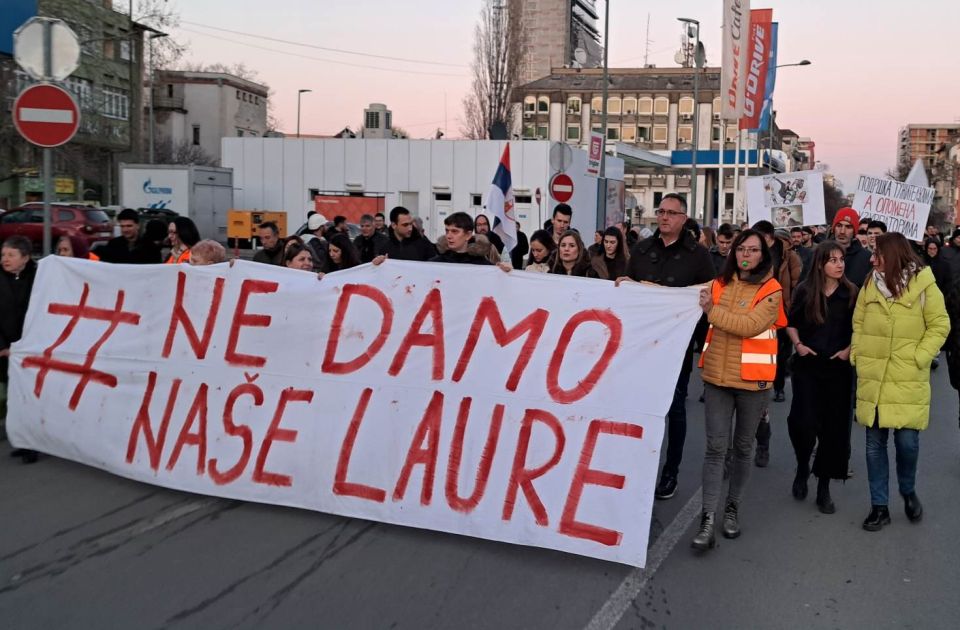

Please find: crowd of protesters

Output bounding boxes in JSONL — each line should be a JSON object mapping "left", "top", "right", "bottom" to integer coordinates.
{"left": 2, "top": 197, "right": 958, "bottom": 555}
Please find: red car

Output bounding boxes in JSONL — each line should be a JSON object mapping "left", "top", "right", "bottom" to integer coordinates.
{"left": 0, "top": 203, "right": 113, "bottom": 254}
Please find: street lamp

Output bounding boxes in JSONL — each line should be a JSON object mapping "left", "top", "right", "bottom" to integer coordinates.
{"left": 148, "top": 31, "right": 168, "bottom": 164}
{"left": 297, "top": 89, "right": 312, "bottom": 138}
{"left": 767, "top": 60, "right": 812, "bottom": 172}
{"left": 678, "top": 18, "right": 704, "bottom": 220}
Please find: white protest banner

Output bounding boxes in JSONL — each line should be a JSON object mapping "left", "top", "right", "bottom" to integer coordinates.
{"left": 8, "top": 257, "right": 702, "bottom": 567}
{"left": 852, "top": 175, "right": 933, "bottom": 241}
{"left": 746, "top": 171, "right": 826, "bottom": 228}
{"left": 721, "top": 0, "right": 750, "bottom": 120}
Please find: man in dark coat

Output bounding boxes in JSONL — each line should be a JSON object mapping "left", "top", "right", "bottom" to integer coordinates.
{"left": 429, "top": 213, "right": 493, "bottom": 265}
{"left": 379, "top": 206, "right": 436, "bottom": 262}
{"left": 831, "top": 207, "right": 872, "bottom": 287}
{"left": 353, "top": 213, "right": 388, "bottom": 263}
{"left": 252, "top": 221, "right": 284, "bottom": 265}
{"left": 1, "top": 236, "right": 38, "bottom": 462}
{"left": 96, "top": 208, "right": 162, "bottom": 264}
{"left": 622, "top": 193, "right": 715, "bottom": 500}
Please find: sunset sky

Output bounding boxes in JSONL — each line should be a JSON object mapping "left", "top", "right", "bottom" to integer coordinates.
{"left": 170, "top": 0, "right": 960, "bottom": 192}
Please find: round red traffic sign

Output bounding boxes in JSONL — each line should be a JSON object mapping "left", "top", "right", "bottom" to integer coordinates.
{"left": 13, "top": 83, "right": 80, "bottom": 148}
{"left": 550, "top": 173, "right": 574, "bottom": 203}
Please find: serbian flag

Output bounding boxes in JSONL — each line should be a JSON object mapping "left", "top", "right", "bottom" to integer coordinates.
{"left": 488, "top": 144, "right": 518, "bottom": 252}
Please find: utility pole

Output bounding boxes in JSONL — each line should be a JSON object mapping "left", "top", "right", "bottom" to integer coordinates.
{"left": 643, "top": 13, "right": 651, "bottom": 67}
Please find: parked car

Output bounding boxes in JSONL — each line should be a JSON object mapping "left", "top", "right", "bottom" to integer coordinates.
{"left": 0, "top": 203, "right": 113, "bottom": 254}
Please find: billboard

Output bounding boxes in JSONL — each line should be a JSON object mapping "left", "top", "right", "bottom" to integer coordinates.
{"left": 720, "top": 0, "right": 750, "bottom": 120}
{"left": 739, "top": 9, "right": 773, "bottom": 131}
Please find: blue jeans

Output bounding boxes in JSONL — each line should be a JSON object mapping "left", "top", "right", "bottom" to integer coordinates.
{"left": 865, "top": 425, "right": 919, "bottom": 506}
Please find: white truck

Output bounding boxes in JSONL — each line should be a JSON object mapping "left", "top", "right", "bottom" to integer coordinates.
{"left": 119, "top": 164, "right": 234, "bottom": 242}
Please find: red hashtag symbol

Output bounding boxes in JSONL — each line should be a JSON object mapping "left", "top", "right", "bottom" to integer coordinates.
{"left": 22, "top": 283, "right": 141, "bottom": 410}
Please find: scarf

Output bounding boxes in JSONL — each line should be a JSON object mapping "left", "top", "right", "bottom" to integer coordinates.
{"left": 873, "top": 264, "right": 917, "bottom": 300}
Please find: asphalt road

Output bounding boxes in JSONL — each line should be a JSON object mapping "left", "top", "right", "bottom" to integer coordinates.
{"left": 2, "top": 365, "right": 959, "bottom": 629}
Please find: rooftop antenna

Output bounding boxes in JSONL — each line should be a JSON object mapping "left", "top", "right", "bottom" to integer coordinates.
{"left": 643, "top": 13, "right": 652, "bottom": 67}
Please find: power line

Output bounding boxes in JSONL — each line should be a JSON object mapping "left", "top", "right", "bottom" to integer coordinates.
{"left": 178, "top": 28, "right": 467, "bottom": 78}
{"left": 181, "top": 20, "right": 468, "bottom": 68}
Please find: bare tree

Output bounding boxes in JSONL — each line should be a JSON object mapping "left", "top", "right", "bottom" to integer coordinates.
{"left": 115, "top": 0, "right": 186, "bottom": 69}
{"left": 461, "top": 0, "right": 526, "bottom": 140}
{"left": 153, "top": 136, "right": 216, "bottom": 166}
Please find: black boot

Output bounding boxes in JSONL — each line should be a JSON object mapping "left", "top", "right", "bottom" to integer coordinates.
{"left": 903, "top": 492, "right": 923, "bottom": 522}
{"left": 755, "top": 416, "right": 771, "bottom": 468}
{"left": 691, "top": 512, "right": 716, "bottom": 550}
{"left": 654, "top": 472, "right": 678, "bottom": 500}
{"left": 815, "top": 478, "right": 835, "bottom": 514}
{"left": 792, "top": 465, "right": 809, "bottom": 500}
{"left": 862, "top": 505, "right": 891, "bottom": 531}
{"left": 19, "top": 449, "right": 38, "bottom": 464}
{"left": 721, "top": 501, "right": 740, "bottom": 539}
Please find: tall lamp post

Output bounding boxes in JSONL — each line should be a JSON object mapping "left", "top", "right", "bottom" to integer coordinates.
{"left": 678, "top": 18, "right": 704, "bottom": 220}
{"left": 767, "top": 60, "right": 811, "bottom": 173}
{"left": 148, "top": 31, "right": 168, "bottom": 164}
{"left": 297, "top": 89, "right": 312, "bottom": 138}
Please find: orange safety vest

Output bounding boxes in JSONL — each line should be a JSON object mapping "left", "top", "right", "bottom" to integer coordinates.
{"left": 699, "top": 277, "right": 788, "bottom": 382}
{"left": 88, "top": 252, "right": 100, "bottom": 261}
{"left": 165, "top": 248, "right": 191, "bottom": 264}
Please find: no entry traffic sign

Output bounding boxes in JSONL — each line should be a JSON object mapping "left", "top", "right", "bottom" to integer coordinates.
{"left": 550, "top": 173, "right": 574, "bottom": 203}
{"left": 13, "top": 83, "right": 80, "bottom": 148}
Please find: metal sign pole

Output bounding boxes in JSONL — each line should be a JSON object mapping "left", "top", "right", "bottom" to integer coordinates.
{"left": 42, "top": 19, "right": 52, "bottom": 257}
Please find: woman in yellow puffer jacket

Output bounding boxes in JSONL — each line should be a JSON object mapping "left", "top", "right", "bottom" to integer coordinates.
{"left": 851, "top": 232, "right": 949, "bottom": 532}
{"left": 692, "top": 229, "right": 786, "bottom": 551}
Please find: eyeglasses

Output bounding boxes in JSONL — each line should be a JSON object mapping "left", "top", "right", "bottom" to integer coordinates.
{"left": 736, "top": 246, "right": 762, "bottom": 255}
{"left": 655, "top": 208, "right": 686, "bottom": 217}
{"left": 857, "top": 230, "right": 867, "bottom": 235}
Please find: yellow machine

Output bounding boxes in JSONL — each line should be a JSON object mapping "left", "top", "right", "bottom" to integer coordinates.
{"left": 226, "top": 210, "right": 287, "bottom": 247}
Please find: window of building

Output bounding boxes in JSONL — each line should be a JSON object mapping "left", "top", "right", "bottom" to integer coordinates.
{"left": 678, "top": 124, "right": 694, "bottom": 143}
{"left": 607, "top": 125, "right": 620, "bottom": 141}
{"left": 365, "top": 111, "right": 381, "bottom": 129}
{"left": 64, "top": 76, "right": 94, "bottom": 110}
{"left": 607, "top": 97, "right": 621, "bottom": 115}
{"left": 537, "top": 96, "right": 550, "bottom": 113}
{"left": 103, "top": 39, "right": 115, "bottom": 59}
{"left": 536, "top": 124, "right": 549, "bottom": 139}
{"left": 102, "top": 86, "right": 129, "bottom": 120}
{"left": 120, "top": 39, "right": 133, "bottom": 61}
{"left": 523, "top": 123, "right": 536, "bottom": 138}
{"left": 567, "top": 96, "right": 581, "bottom": 115}
{"left": 653, "top": 191, "right": 664, "bottom": 208}
{"left": 678, "top": 97, "right": 695, "bottom": 116}
{"left": 725, "top": 192, "right": 735, "bottom": 209}
{"left": 654, "top": 97, "right": 669, "bottom": 115}
{"left": 237, "top": 129, "right": 244, "bottom": 137}
{"left": 623, "top": 97, "right": 637, "bottom": 115}
{"left": 712, "top": 97, "right": 722, "bottom": 118}
{"left": 637, "top": 125, "right": 651, "bottom": 142}
{"left": 638, "top": 97, "right": 653, "bottom": 115}
{"left": 567, "top": 125, "right": 581, "bottom": 141}
{"left": 621, "top": 125, "right": 636, "bottom": 142}
{"left": 236, "top": 90, "right": 241, "bottom": 99}
{"left": 192, "top": 125, "right": 201, "bottom": 146}
{"left": 167, "top": 84, "right": 174, "bottom": 97}
{"left": 254, "top": 96, "right": 259, "bottom": 105}
{"left": 591, "top": 96, "right": 602, "bottom": 112}
{"left": 524, "top": 96, "right": 536, "bottom": 114}
{"left": 652, "top": 124, "right": 668, "bottom": 142}
{"left": 385, "top": 111, "right": 392, "bottom": 129}
{"left": 726, "top": 126, "right": 738, "bottom": 143}
{"left": 712, "top": 125, "right": 722, "bottom": 142}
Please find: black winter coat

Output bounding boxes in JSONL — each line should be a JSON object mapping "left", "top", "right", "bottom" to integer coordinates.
{"left": 353, "top": 232, "right": 389, "bottom": 264}
{"left": 381, "top": 229, "right": 437, "bottom": 262}
{"left": 0, "top": 259, "right": 37, "bottom": 383}
{"left": 842, "top": 239, "right": 872, "bottom": 288}
{"left": 626, "top": 230, "right": 715, "bottom": 287}
{"left": 96, "top": 236, "right": 161, "bottom": 264}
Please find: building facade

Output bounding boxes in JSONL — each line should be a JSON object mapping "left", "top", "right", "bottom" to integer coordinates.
{"left": 520, "top": 0, "right": 603, "bottom": 84}
{"left": 514, "top": 67, "right": 795, "bottom": 225}
{"left": 152, "top": 70, "right": 268, "bottom": 166}
{"left": 898, "top": 124, "right": 960, "bottom": 172}
{"left": 0, "top": 0, "right": 147, "bottom": 208}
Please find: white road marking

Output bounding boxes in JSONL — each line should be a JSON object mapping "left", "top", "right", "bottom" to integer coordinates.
{"left": 584, "top": 488, "right": 702, "bottom": 630}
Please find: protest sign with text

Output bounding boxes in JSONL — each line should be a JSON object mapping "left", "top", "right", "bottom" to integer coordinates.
{"left": 8, "top": 258, "right": 702, "bottom": 566}
{"left": 852, "top": 175, "right": 933, "bottom": 241}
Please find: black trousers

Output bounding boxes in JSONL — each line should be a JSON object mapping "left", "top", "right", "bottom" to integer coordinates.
{"left": 787, "top": 355, "right": 853, "bottom": 480}
{"left": 662, "top": 339, "right": 695, "bottom": 478}
{"left": 773, "top": 329, "right": 792, "bottom": 393}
